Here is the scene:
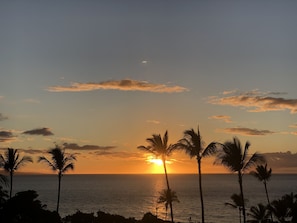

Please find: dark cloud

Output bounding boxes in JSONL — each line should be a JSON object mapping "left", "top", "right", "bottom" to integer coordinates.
{"left": 263, "top": 151, "right": 297, "bottom": 173}
{"left": 63, "top": 143, "right": 116, "bottom": 151}
{"left": 23, "top": 128, "right": 54, "bottom": 136}
{"left": 222, "top": 127, "right": 275, "bottom": 136}
{"left": 0, "top": 113, "right": 8, "bottom": 121}
{"left": 209, "top": 90, "right": 297, "bottom": 114}
{"left": 0, "top": 131, "right": 15, "bottom": 142}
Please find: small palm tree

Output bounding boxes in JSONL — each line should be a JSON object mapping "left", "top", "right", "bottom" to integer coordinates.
{"left": 138, "top": 131, "right": 176, "bottom": 223}
{"left": 0, "top": 148, "right": 33, "bottom": 198}
{"left": 225, "top": 193, "right": 247, "bottom": 223}
{"left": 269, "top": 197, "right": 291, "bottom": 223}
{"left": 176, "top": 126, "right": 217, "bottom": 223}
{"left": 38, "top": 146, "right": 76, "bottom": 213}
{"left": 157, "top": 188, "right": 180, "bottom": 221}
{"left": 250, "top": 164, "right": 273, "bottom": 221}
{"left": 215, "top": 137, "right": 265, "bottom": 223}
{"left": 248, "top": 203, "right": 270, "bottom": 223}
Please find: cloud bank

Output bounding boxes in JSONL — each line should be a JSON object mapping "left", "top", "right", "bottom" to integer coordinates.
{"left": 264, "top": 151, "right": 297, "bottom": 173}
{"left": 47, "top": 79, "right": 188, "bottom": 93}
{"left": 221, "top": 127, "right": 275, "bottom": 136}
{"left": 23, "top": 128, "right": 54, "bottom": 136}
{"left": 209, "top": 90, "right": 297, "bottom": 114}
{"left": 0, "top": 131, "right": 15, "bottom": 142}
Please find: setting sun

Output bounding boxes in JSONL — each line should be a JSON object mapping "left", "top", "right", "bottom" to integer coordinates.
{"left": 148, "top": 157, "right": 163, "bottom": 166}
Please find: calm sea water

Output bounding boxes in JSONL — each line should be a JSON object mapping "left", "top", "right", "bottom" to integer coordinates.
{"left": 11, "top": 174, "right": 297, "bottom": 223}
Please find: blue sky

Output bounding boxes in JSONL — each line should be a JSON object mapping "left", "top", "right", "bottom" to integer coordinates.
{"left": 1, "top": 0, "right": 297, "bottom": 173}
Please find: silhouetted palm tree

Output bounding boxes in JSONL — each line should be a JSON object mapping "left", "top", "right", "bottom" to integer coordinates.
{"left": 176, "top": 126, "right": 217, "bottom": 223}
{"left": 38, "top": 146, "right": 76, "bottom": 213}
{"left": 216, "top": 137, "right": 265, "bottom": 223}
{"left": 157, "top": 188, "right": 180, "bottom": 221}
{"left": 250, "top": 164, "right": 273, "bottom": 221}
{"left": 0, "top": 148, "right": 33, "bottom": 198}
{"left": 138, "top": 131, "right": 176, "bottom": 222}
{"left": 225, "top": 193, "right": 247, "bottom": 223}
{"left": 248, "top": 203, "right": 270, "bottom": 223}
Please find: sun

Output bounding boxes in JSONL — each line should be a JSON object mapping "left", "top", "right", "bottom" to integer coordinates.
{"left": 149, "top": 158, "right": 163, "bottom": 166}
{"left": 146, "top": 156, "right": 166, "bottom": 174}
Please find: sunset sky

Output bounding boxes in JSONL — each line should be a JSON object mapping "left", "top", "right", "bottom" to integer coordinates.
{"left": 1, "top": 1, "right": 297, "bottom": 174}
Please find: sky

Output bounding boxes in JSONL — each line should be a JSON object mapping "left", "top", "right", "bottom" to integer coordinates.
{"left": 0, "top": 0, "right": 297, "bottom": 174}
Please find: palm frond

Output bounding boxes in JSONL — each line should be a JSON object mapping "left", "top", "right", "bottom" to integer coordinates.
{"left": 14, "top": 156, "right": 33, "bottom": 170}
{"left": 243, "top": 153, "right": 265, "bottom": 172}
{"left": 38, "top": 156, "right": 57, "bottom": 171}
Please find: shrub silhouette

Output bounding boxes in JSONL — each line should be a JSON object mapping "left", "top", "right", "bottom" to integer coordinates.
{"left": 0, "top": 190, "right": 61, "bottom": 223}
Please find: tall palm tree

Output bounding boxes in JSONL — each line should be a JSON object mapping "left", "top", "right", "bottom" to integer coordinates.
{"left": 250, "top": 164, "right": 273, "bottom": 221}
{"left": 38, "top": 146, "right": 76, "bottom": 213}
{"left": 248, "top": 203, "right": 270, "bottom": 223}
{"left": 176, "top": 126, "right": 217, "bottom": 223}
{"left": 157, "top": 188, "right": 180, "bottom": 221}
{"left": 0, "top": 148, "right": 33, "bottom": 198}
{"left": 215, "top": 137, "right": 265, "bottom": 223}
{"left": 225, "top": 193, "right": 247, "bottom": 223}
{"left": 138, "top": 131, "right": 176, "bottom": 223}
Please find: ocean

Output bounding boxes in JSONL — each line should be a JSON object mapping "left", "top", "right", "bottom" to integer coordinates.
{"left": 11, "top": 174, "right": 297, "bottom": 223}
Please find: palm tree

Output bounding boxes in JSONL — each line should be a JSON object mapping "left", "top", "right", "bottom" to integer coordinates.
{"left": 0, "top": 148, "right": 33, "bottom": 198}
{"left": 138, "top": 131, "right": 176, "bottom": 222}
{"left": 215, "top": 137, "right": 265, "bottom": 223}
{"left": 176, "top": 126, "right": 217, "bottom": 223}
{"left": 38, "top": 146, "right": 76, "bottom": 213}
{"left": 248, "top": 203, "right": 270, "bottom": 223}
{"left": 225, "top": 193, "right": 247, "bottom": 223}
{"left": 157, "top": 188, "right": 180, "bottom": 221}
{"left": 250, "top": 164, "right": 273, "bottom": 221}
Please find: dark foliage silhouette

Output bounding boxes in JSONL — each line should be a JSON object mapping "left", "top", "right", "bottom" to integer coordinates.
{"left": 250, "top": 163, "right": 273, "bottom": 221}
{"left": 215, "top": 137, "right": 265, "bottom": 223}
{"left": 138, "top": 131, "right": 176, "bottom": 223}
{"left": 225, "top": 193, "right": 247, "bottom": 223}
{"left": 38, "top": 145, "right": 76, "bottom": 213}
{"left": 0, "top": 190, "right": 61, "bottom": 223}
{"left": 269, "top": 193, "right": 297, "bottom": 223}
{"left": 248, "top": 203, "right": 270, "bottom": 223}
{"left": 0, "top": 148, "right": 33, "bottom": 198}
{"left": 175, "top": 126, "right": 217, "bottom": 223}
{"left": 157, "top": 188, "right": 179, "bottom": 221}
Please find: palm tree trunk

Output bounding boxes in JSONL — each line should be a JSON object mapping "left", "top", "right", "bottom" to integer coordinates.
{"left": 197, "top": 158, "right": 205, "bottom": 223}
{"left": 163, "top": 158, "right": 174, "bottom": 223}
{"left": 9, "top": 171, "right": 13, "bottom": 198}
{"left": 57, "top": 172, "right": 62, "bottom": 213}
{"left": 264, "top": 181, "right": 273, "bottom": 222}
{"left": 238, "top": 172, "right": 246, "bottom": 223}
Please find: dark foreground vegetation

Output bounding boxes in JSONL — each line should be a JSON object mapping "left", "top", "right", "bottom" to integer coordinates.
{"left": 0, "top": 188, "right": 296, "bottom": 223}
{"left": 0, "top": 188, "right": 171, "bottom": 223}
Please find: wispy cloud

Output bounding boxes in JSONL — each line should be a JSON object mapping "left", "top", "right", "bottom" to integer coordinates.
{"left": 23, "top": 128, "right": 54, "bottom": 136}
{"left": 146, "top": 120, "right": 160, "bottom": 124}
{"left": 221, "top": 127, "right": 275, "bottom": 136}
{"left": 289, "top": 123, "right": 297, "bottom": 128}
{"left": 0, "top": 113, "right": 8, "bottom": 121}
{"left": 0, "top": 131, "right": 15, "bottom": 142}
{"left": 63, "top": 143, "right": 116, "bottom": 151}
{"left": 47, "top": 79, "right": 188, "bottom": 93}
{"left": 209, "top": 115, "right": 232, "bottom": 123}
{"left": 209, "top": 90, "right": 297, "bottom": 114}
